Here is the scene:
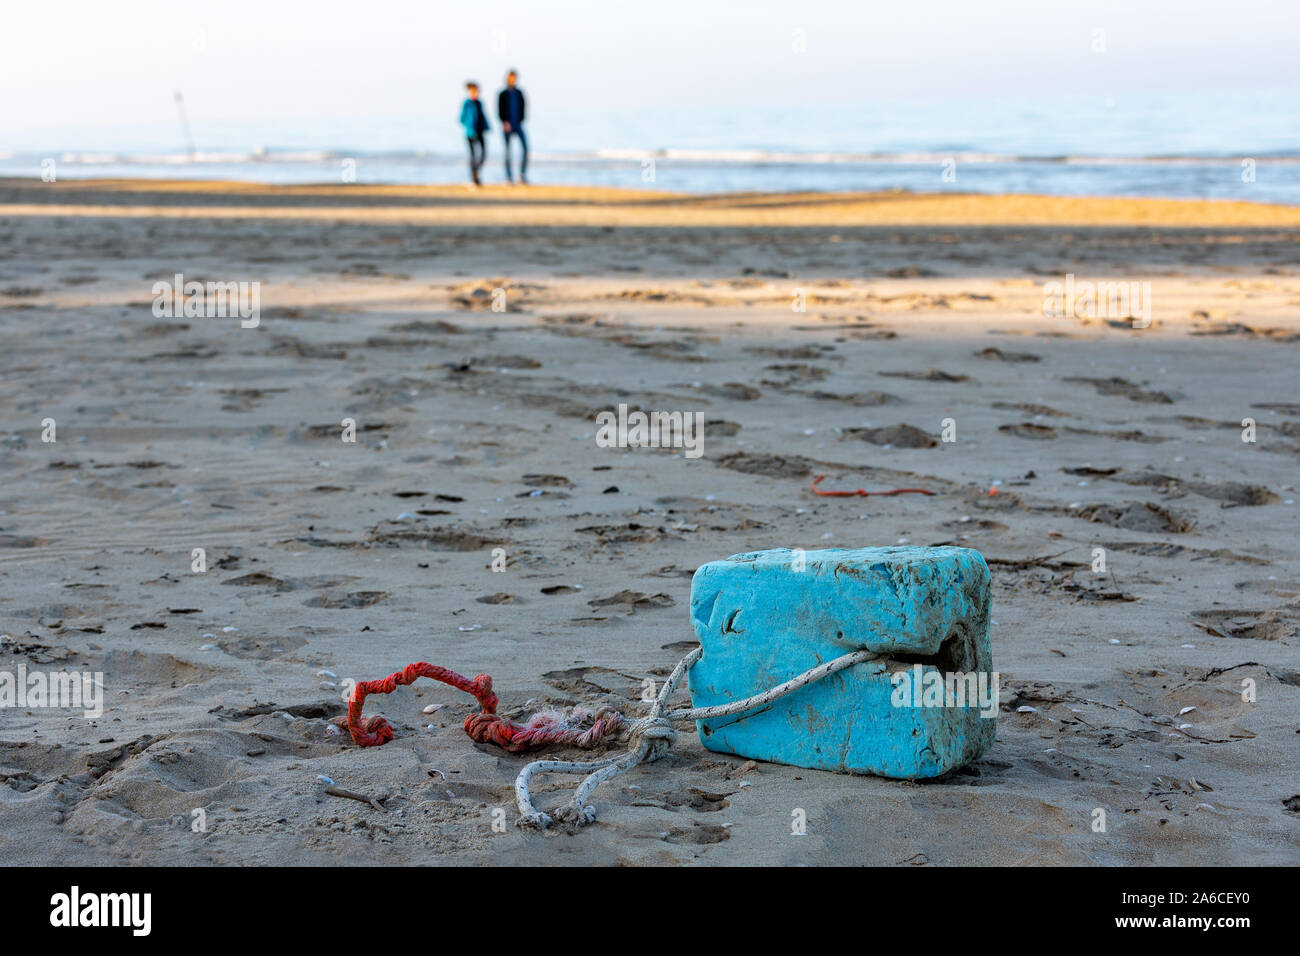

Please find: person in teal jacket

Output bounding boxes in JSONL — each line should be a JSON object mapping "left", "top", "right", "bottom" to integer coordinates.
{"left": 459, "top": 82, "right": 490, "bottom": 186}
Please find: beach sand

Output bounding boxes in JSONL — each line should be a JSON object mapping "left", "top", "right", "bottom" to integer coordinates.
{"left": 0, "top": 178, "right": 1297, "bottom": 865}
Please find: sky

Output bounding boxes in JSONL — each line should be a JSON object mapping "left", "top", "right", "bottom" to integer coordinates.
{"left": 2, "top": 0, "right": 1297, "bottom": 151}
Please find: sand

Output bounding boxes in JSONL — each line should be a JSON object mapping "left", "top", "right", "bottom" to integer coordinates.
{"left": 0, "top": 178, "right": 1297, "bottom": 865}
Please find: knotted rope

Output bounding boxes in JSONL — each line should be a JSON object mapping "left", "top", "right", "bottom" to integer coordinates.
{"left": 337, "top": 647, "right": 883, "bottom": 829}
{"left": 334, "top": 662, "right": 629, "bottom": 752}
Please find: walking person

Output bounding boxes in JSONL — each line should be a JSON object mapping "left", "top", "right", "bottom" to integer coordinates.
{"left": 498, "top": 70, "right": 528, "bottom": 185}
{"left": 459, "top": 81, "right": 489, "bottom": 187}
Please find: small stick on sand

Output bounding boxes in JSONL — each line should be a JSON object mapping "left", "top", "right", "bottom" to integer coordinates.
{"left": 324, "top": 785, "right": 386, "bottom": 812}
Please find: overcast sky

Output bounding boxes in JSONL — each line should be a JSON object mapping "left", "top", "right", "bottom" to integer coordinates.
{"left": 3, "top": 0, "right": 1296, "bottom": 146}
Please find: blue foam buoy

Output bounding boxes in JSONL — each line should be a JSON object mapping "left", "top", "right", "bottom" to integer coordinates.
{"left": 687, "top": 547, "right": 996, "bottom": 778}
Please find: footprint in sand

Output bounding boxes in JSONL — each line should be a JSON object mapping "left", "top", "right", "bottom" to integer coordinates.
{"left": 522, "top": 474, "right": 574, "bottom": 488}
{"left": 806, "top": 390, "right": 902, "bottom": 406}
{"left": 993, "top": 401, "right": 1071, "bottom": 417}
{"left": 1191, "top": 608, "right": 1296, "bottom": 641}
{"left": 302, "top": 590, "right": 388, "bottom": 609}
{"left": 1062, "top": 426, "right": 1169, "bottom": 444}
{"left": 587, "top": 590, "right": 676, "bottom": 613}
{"left": 943, "top": 517, "right": 1009, "bottom": 533}
{"left": 880, "top": 369, "right": 969, "bottom": 383}
{"left": 655, "top": 787, "right": 733, "bottom": 813}
{"left": 222, "top": 572, "right": 296, "bottom": 591}
{"left": 702, "top": 382, "right": 763, "bottom": 401}
{"left": 1063, "top": 376, "right": 1174, "bottom": 404}
{"left": 367, "top": 526, "right": 498, "bottom": 551}
{"left": 715, "top": 451, "right": 813, "bottom": 478}
{"left": 842, "top": 424, "right": 938, "bottom": 448}
{"left": 218, "top": 634, "right": 310, "bottom": 660}
{"left": 1109, "top": 472, "right": 1279, "bottom": 506}
{"left": 885, "top": 266, "right": 939, "bottom": 278}
{"left": 745, "top": 344, "right": 838, "bottom": 360}
{"left": 1074, "top": 502, "right": 1196, "bottom": 534}
{"left": 762, "top": 363, "right": 831, "bottom": 384}
{"left": 388, "top": 318, "right": 464, "bottom": 335}
{"left": 999, "top": 423, "right": 1057, "bottom": 440}
{"left": 1191, "top": 320, "right": 1300, "bottom": 342}
{"left": 1062, "top": 465, "right": 1120, "bottom": 476}
{"left": 977, "top": 347, "right": 1041, "bottom": 363}
{"left": 470, "top": 354, "right": 543, "bottom": 369}
{"left": 661, "top": 823, "right": 732, "bottom": 845}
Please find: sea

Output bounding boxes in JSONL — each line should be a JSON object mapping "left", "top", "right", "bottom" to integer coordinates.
{"left": 3, "top": 89, "right": 1296, "bottom": 204}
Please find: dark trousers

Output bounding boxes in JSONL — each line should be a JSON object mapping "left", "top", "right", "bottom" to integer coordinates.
{"left": 466, "top": 134, "right": 486, "bottom": 184}
{"left": 503, "top": 127, "right": 528, "bottom": 182}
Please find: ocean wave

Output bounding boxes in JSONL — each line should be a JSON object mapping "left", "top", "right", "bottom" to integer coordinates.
{"left": 31, "top": 148, "right": 1300, "bottom": 167}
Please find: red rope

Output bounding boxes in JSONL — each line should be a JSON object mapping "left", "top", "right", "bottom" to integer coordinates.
{"left": 334, "top": 662, "right": 628, "bottom": 752}
{"left": 809, "top": 474, "right": 935, "bottom": 497}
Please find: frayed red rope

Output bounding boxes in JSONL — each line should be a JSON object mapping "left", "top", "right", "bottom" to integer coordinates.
{"left": 810, "top": 474, "right": 935, "bottom": 497}
{"left": 334, "top": 662, "right": 628, "bottom": 753}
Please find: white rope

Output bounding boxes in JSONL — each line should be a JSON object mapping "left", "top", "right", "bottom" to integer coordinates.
{"left": 515, "top": 647, "right": 884, "bottom": 829}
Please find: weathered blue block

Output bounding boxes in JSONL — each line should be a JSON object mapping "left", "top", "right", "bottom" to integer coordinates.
{"left": 687, "top": 547, "right": 995, "bottom": 778}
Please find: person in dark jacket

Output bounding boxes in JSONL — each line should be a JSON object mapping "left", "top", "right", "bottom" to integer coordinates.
{"left": 497, "top": 70, "right": 528, "bottom": 185}
{"left": 459, "top": 81, "right": 490, "bottom": 186}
